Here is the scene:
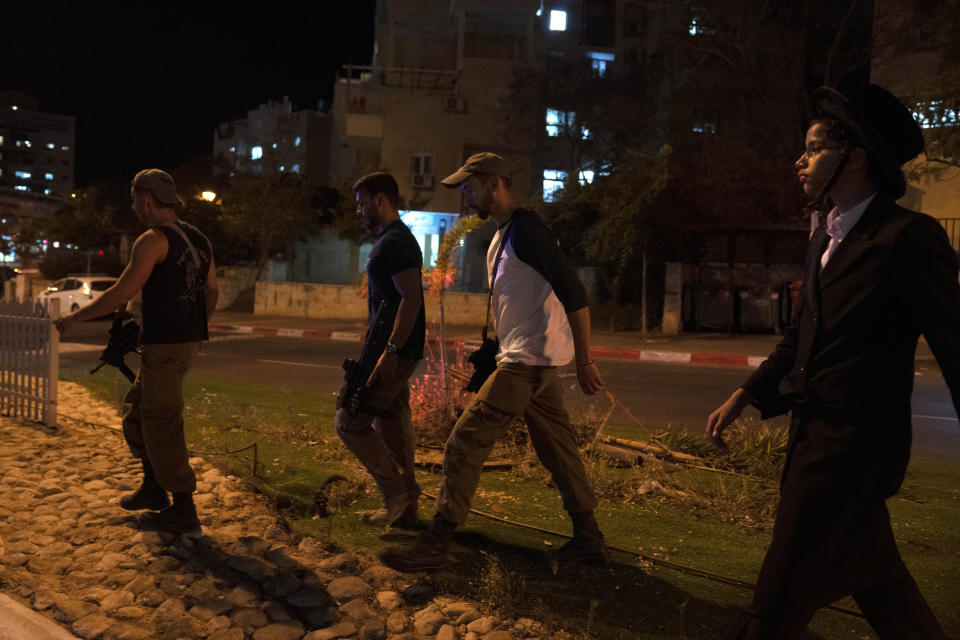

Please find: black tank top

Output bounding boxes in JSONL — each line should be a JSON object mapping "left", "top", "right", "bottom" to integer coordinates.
{"left": 141, "top": 221, "right": 213, "bottom": 344}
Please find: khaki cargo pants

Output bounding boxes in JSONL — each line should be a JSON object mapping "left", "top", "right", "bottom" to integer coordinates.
{"left": 437, "top": 362, "right": 597, "bottom": 524}
{"left": 122, "top": 342, "right": 198, "bottom": 494}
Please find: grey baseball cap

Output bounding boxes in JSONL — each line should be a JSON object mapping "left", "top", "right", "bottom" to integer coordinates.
{"left": 131, "top": 168, "right": 183, "bottom": 205}
{"left": 441, "top": 152, "right": 511, "bottom": 187}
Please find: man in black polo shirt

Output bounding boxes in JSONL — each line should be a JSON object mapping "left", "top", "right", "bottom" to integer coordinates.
{"left": 337, "top": 172, "right": 426, "bottom": 528}
{"left": 57, "top": 168, "right": 218, "bottom": 536}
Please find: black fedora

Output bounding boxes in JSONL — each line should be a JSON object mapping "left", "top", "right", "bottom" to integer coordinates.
{"left": 813, "top": 84, "right": 925, "bottom": 199}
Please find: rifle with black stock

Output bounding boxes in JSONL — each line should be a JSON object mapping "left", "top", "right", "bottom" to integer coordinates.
{"left": 337, "top": 299, "right": 397, "bottom": 419}
{"left": 90, "top": 311, "right": 141, "bottom": 383}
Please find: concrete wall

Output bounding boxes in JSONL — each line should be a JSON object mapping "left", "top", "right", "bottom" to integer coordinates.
{"left": 255, "top": 280, "right": 490, "bottom": 325}
{"left": 216, "top": 266, "right": 258, "bottom": 310}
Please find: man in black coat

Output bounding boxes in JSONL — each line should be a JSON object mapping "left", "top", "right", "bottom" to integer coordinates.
{"left": 706, "top": 84, "right": 960, "bottom": 639}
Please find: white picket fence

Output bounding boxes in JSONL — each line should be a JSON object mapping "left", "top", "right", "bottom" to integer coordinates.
{"left": 0, "top": 299, "right": 60, "bottom": 426}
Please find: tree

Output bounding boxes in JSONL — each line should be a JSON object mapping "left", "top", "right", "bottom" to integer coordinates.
{"left": 218, "top": 172, "right": 320, "bottom": 280}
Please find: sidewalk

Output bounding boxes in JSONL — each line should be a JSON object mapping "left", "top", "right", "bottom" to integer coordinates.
{"left": 208, "top": 311, "right": 936, "bottom": 368}
{"left": 0, "top": 382, "right": 552, "bottom": 640}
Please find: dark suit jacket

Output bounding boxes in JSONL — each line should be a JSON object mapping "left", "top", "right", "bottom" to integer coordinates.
{"left": 743, "top": 194, "right": 960, "bottom": 497}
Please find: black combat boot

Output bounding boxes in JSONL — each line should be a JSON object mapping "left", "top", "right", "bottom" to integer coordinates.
{"left": 548, "top": 510, "right": 610, "bottom": 575}
{"left": 120, "top": 457, "right": 170, "bottom": 511}
{"left": 139, "top": 491, "right": 201, "bottom": 536}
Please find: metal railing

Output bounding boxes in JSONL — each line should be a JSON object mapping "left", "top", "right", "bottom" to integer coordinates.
{"left": 0, "top": 299, "right": 59, "bottom": 426}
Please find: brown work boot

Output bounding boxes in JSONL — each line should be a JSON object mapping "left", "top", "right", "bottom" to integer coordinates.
{"left": 547, "top": 510, "right": 610, "bottom": 575}
{"left": 120, "top": 457, "right": 170, "bottom": 511}
{"left": 362, "top": 490, "right": 420, "bottom": 528}
{"left": 379, "top": 515, "right": 455, "bottom": 573}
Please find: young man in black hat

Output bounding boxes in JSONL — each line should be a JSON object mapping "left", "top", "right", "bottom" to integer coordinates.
{"left": 379, "top": 152, "right": 608, "bottom": 574}
{"left": 707, "top": 85, "right": 960, "bottom": 638}
{"left": 57, "top": 168, "right": 218, "bottom": 536}
{"left": 336, "top": 171, "right": 425, "bottom": 528}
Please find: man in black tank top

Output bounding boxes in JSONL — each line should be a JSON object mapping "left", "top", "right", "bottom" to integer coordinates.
{"left": 57, "top": 169, "right": 219, "bottom": 536}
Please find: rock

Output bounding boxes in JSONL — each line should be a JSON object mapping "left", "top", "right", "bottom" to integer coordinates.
{"left": 152, "top": 597, "right": 186, "bottom": 623}
{"left": 208, "top": 629, "right": 245, "bottom": 640}
{"left": 401, "top": 581, "right": 435, "bottom": 604}
{"left": 327, "top": 576, "right": 372, "bottom": 603}
{"left": 113, "top": 606, "right": 149, "bottom": 620}
{"left": 189, "top": 597, "right": 232, "bottom": 620}
{"left": 72, "top": 613, "right": 114, "bottom": 639}
{"left": 205, "top": 615, "right": 233, "bottom": 634}
{"left": 413, "top": 604, "right": 446, "bottom": 636}
{"left": 251, "top": 622, "right": 306, "bottom": 640}
{"left": 467, "top": 617, "right": 499, "bottom": 635}
{"left": 101, "top": 590, "right": 136, "bottom": 610}
{"left": 360, "top": 619, "right": 387, "bottom": 640}
{"left": 102, "top": 622, "right": 153, "bottom": 640}
{"left": 226, "top": 581, "right": 261, "bottom": 607}
{"left": 481, "top": 632, "right": 513, "bottom": 640}
{"left": 123, "top": 574, "right": 156, "bottom": 595}
{"left": 228, "top": 555, "right": 274, "bottom": 582}
{"left": 287, "top": 587, "right": 330, "bottom": 609}
{"left": 137, "top": 587, "right": 166, "bottom": 607}
{"left": 32, "top": 589, "right": 61, "bottom": 610}
{"left": 263, "top": 572, "right": 300, "bottom": 598}
{"left": 340, "top": 597, "right": 377, "bottom": 621}
{"left": 301, "top": 606, "right": 341, "bottom": 628}
{"left": 303, "top": 621, "right": 358, "bottom": 640}
{"left": 386, "top": 611, "right": 407, "bottom": 633}
{"left": 27, "top": 555, "right": 73, "bottom": 574}
{"left": 148, "top": 555, "right": 181, "bottom": 574}
{"left": 437, "top": 624, "right": 459, "bottom": 640}
{"left": 230, "top": 607, "right": 270, "bottom": 635}
{"left": 264, "top": 546, "right": 302, "bottom": 570}
{"left": 52, "top": 597, "right": 98, "bottom": 622}
{"left": 157, "top": 614, "right": 206, "bottom": 640}
{"left": 319, "top": 552, "right": 359, "bottom": 572}
{"left": 360, "top": 565, "right": 398, "bottom": 586}
{"left": 377, "top": 590, "right": 403, "bottom": 611}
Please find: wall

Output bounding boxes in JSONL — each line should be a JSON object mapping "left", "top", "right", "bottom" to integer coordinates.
{"left": 255, "top": 281, "right": 490, "bottom": 325}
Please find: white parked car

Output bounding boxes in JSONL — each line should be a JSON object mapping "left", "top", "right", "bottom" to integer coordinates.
{"left": 41, "top": 275, "right": 118, "bottom": 313}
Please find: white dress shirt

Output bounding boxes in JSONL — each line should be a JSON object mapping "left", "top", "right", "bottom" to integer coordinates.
{"left": 821, "top": 193, "right": 877, "bottom": 269}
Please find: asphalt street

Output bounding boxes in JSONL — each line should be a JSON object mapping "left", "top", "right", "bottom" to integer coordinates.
{"left": 60, "top": 320, "right": 959, "bottom": 458}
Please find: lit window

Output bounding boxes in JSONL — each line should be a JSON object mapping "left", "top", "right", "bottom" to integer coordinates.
{"left": 689, "top": 18, "right": 700, "bottom": 35}
{"left": 581, "top": 126, "right": 592, "bottom": 140}
{"left": 61, "top": 145, "right": 69, "bottom": 151}
{"left": 279, "top": 166, "right": 285, "bottom": 172}
{"left": 692, "top": 121, "right": 717, "bottom": 134}
{"left": 912, "top": 100, "right": 959, "bottom": 129}
{"left": 251, "top": 145, "right": 263, "bottom": 160}
{"left": 15, "top": 170, "right": 32, "bottom": 179}
{"left": 45, "top": 173, "right": 54, "bottom": 180}
{"left": 24, "top": 140, "right": 32, "bottom": 148}
{"left": 546, "top": 108, "right": 575, "bottom": 137}
{"left": 53, "top": 241, "right": 60, "bottom": 248}
{"left": 271, "top": 142, "right": 277, "bottom": 149}
{"left": 0, "top": 135, "right": 3, "bottom": 145}
{"left": 44, "top": 189, "right": 52, "bottom": 195}
{"left": 587, "top": 51, "right": 615, "bottom": 77}
{"left": 291, "top": 164, "right": 300, "bottom": 173}
{"left": 294, "top": 136, "right": 301, "bottom": 147}
{"left": 11, "top": 105, "right": 19, "bottom": 111}
{"left": 229, "top": 146, "right": 236, "bottom": 153}
{"left": 46, "top": 142, "right": 55, "bottom": 149}
{"left": 542, "top": 169, "right": 567, "bottom": 202}
{"left": 15, "top": 185, "right": 28, "bottom": 191}
{"left": 549, "top": 9, "right": 567, "bottom": 31}
{"left": 579, "top": 170, "right": 595, "bottom": 185}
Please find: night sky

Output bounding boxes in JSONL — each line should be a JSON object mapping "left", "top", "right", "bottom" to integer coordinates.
{"left": 2, "top": 1, "right": 377, "bottom": 187}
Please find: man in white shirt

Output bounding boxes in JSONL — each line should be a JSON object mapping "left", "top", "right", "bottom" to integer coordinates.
{"left": 380, "top": 152, "right": 607, "bottom": 574}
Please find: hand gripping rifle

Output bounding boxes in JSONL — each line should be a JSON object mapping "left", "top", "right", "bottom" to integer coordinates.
{"left": 90, "top": 313, "right": 141, "bottom": 383}
{"left": 337, "top": 299, "right": 396, "bottom": 419}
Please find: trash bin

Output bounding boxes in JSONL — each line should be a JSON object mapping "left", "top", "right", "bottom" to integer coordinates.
{"left": 695, "top": 286, "right": 734, "bottom": 331}
{"left": 737, "top": 286, "right": 778, "bottom": 333}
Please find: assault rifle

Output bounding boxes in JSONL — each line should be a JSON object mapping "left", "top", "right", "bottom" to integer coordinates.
{"left": 90, "top": 313, "right": 141, "bottom": 383}
{"left": 337, "top": 299, "right": 397, "bottom": 419}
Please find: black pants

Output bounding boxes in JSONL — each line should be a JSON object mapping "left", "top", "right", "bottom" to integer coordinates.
{"left": 723, "top": 413, "right": 946, "bottom": 640}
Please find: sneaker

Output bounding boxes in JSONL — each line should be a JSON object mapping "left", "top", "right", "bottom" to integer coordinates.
{"left": 547, "top": 535, "right": 610, "bottom": 575}
{"left": 379, "top": 529, "right": 451, "bottom": 573}
{"left": 362, "top": 501, "right": 420, "bottom": 529}
{"left": 120, "top": 483, "right": 169, "bottom": 511}
{"left": 139, "top": 503, "right": 201, "bottom": 537}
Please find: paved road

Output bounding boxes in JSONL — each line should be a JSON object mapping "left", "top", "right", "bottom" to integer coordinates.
{"left": 61, "top": 321, "right": 959, "bottom": 458}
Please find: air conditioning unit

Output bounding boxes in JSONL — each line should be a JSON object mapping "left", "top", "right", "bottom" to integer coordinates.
{"left": 411, "top": 174, "right": 435, "bottom": 189}
{"left": 443, "top": 95, "right": 466, "bottom": 112}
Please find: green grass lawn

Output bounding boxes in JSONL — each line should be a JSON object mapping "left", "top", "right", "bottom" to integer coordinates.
{"left": 60, "top": 358, "right": 960, "bottom": 639}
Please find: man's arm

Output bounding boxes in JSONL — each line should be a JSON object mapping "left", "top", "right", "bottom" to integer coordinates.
{"left": 56, "top": 230, "right": 166, "bottom": 334}
{"left": 368, "top": 267, "right": 422, "bottom": 383}
{"left": 567, "top": 306, "right": 604, "bottom": 395}
{"left": 204, "top": 255, "right": 219, "bottom": 320}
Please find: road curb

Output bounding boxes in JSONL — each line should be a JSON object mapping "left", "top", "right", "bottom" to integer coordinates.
{"left": 0, "top": 594, "right": 78, "bottom": 640}
{"left": 209, "top": 323, "right": 762, "bottom": 368}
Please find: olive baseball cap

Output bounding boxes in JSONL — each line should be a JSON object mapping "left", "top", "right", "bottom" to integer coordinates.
{"left": 441, "top": 152, "right": 512, "bottom": 187}
{"left": 131, "top": 168, "right": 183, "bottom": 205}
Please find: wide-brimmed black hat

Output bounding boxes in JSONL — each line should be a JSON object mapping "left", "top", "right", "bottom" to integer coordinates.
{"left": 813, "top": 84, "right": 925, "bottom": 199}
